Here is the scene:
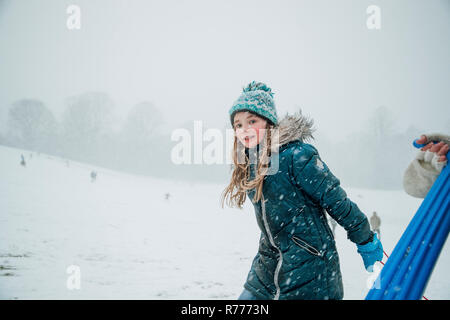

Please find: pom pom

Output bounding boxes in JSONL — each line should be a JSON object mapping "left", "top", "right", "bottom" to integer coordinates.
{"left": 243, "top": 81, "right": 274, "bottom": 97}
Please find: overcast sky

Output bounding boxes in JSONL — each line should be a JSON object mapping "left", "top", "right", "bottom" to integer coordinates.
{"left": 0, "top": 0, "right": 449, "bottom": 140}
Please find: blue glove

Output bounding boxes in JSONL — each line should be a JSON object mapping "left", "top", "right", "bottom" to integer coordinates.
{"left": 357, "top": 233, "right": 383, "bottom": 272}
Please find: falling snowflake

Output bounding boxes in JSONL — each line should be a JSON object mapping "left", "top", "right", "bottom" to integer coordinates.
{"left": 316, "top": 158, "right": 324, "bottom": 170}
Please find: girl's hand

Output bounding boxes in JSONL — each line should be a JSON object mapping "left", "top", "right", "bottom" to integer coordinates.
{"left": 356, "top": 233, "right": 383, "bottom": 272}
{"left": 418, "top": 135, "right": 449, "bottom": 162}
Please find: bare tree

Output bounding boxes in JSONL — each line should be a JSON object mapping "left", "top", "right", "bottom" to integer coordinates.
{"left": 7, "top": 99, "right": 58, "bottom": 152}
{"left": 117, "top": 101, "right": 165, "bottom": 174}
{"left": 62, "top": 91, "right": 114, "bottom": 161}
{"left": 122, "top": 101, "right": 163, "bottom": 143}
{"left": 367, "top": 105, "right": 395, "bottom": 143}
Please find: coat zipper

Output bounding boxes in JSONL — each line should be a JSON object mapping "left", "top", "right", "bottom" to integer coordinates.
{"left": 261, "top": 193, "right": 283, "bottom": 300}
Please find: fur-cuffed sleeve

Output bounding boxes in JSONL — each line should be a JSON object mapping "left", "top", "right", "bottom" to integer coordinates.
{"left": 403, "top": 133, "right": 449, "bottom": 198}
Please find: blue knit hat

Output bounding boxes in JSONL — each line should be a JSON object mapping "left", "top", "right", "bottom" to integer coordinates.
{"left": 229, "top": 81, "right": 278, "bottom": 127}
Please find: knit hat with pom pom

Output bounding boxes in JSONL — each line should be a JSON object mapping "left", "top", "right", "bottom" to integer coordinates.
{"left": 229, "top": 81, "right": 278, "bottom": 127}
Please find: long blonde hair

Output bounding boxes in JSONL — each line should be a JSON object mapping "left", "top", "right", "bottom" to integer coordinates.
{"left": 221, "top": 123, "right": 275, "bottom": 209}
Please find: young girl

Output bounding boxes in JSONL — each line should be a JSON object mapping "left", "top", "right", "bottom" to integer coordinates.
{"left": 221, "top": 81, "right": 383, "bottom": 300}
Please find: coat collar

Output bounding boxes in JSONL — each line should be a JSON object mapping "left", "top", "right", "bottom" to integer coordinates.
{"left": 270, "top": 109, "right": 315, "bottom": 153}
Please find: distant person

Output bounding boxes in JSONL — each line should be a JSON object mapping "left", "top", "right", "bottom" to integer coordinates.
{"left": 370, "top": 212, "right": 381, "bottom": 239}
{"left": 403, "top": 134, "right": 449, "bottom": 198}
{"left": 20, "top": 154, "right": 26, "bottom": 167}
{"left": 90, "top": 171, "right": 97, "bottom": 182}
{"left": 165, "top": 193, "right": 171, "bottom": 201}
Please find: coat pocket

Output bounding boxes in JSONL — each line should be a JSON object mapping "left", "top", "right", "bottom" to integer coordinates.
{"left": 291, "top": 235, "right": 323, "bottom": 257}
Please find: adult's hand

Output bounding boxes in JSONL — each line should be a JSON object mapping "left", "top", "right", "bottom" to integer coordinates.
{"left": 417, "top": 135, "right": 449, "bottom": 162}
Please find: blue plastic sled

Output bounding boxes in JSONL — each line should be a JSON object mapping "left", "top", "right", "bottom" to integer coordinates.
{"left": 366, "top": 139, "right": 449, "bottom": 300}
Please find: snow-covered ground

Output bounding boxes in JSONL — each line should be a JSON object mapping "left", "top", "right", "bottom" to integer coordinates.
{"left": 0, "top": 145, "right": 448, "bottom": 300}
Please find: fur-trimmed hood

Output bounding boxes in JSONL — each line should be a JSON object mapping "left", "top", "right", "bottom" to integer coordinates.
{"left": 269, "top": 109, "right": 315, "bottom": 153}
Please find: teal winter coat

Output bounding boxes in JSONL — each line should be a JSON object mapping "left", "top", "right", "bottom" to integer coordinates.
{"left": 243, "top": 112, "right": 373, "bottom": 300}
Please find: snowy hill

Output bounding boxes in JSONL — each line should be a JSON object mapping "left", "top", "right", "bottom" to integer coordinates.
{"left": 0, "top": 145, "right": 448, "bottom": 299}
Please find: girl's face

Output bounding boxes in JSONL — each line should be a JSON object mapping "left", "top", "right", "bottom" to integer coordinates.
{"left": 233, "top": 111, "right": 268, "bottom": 149}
